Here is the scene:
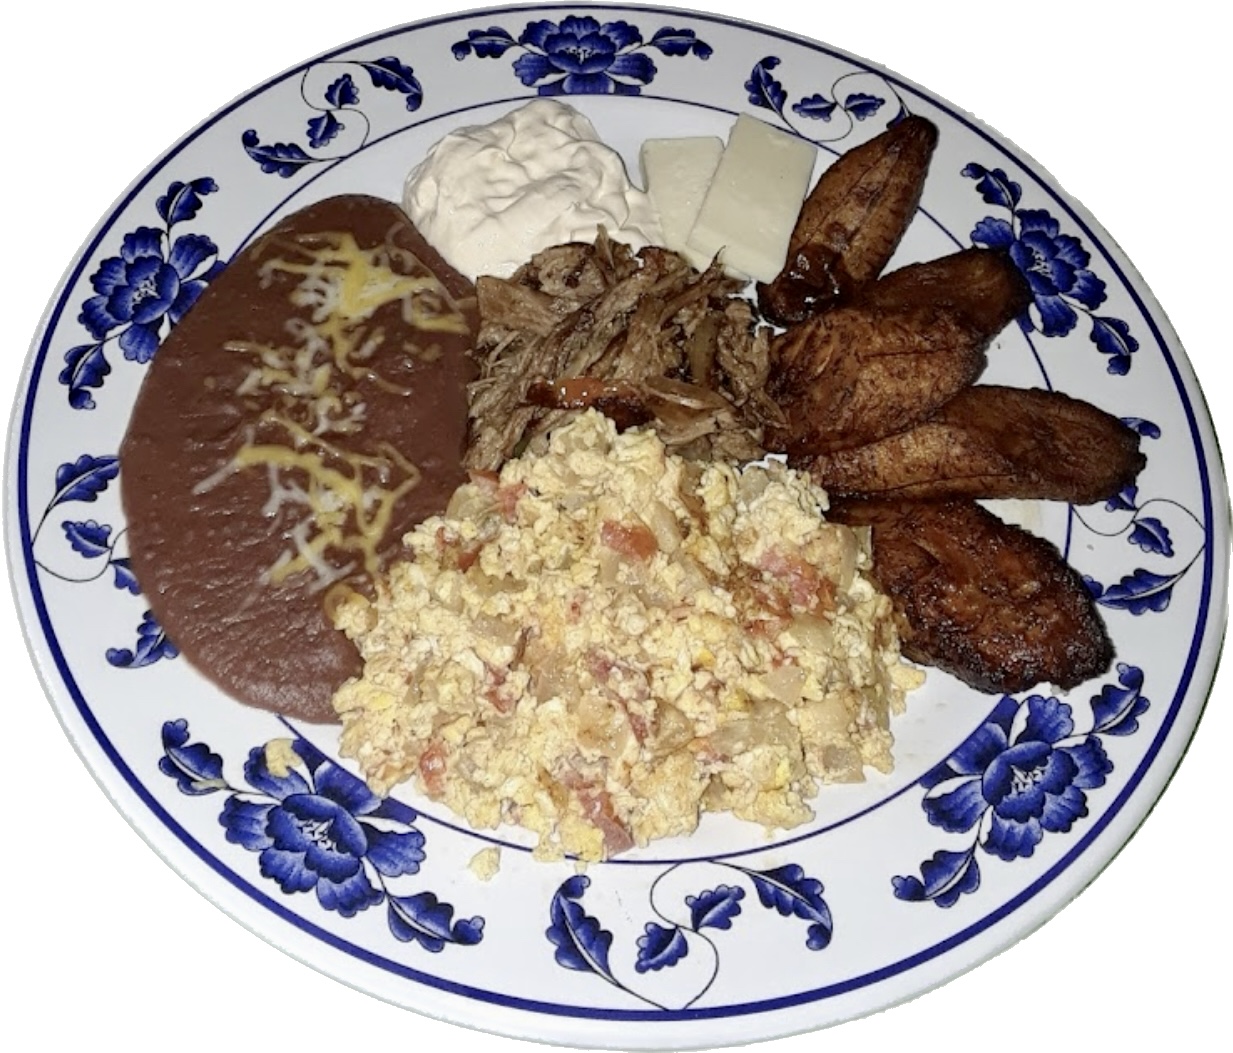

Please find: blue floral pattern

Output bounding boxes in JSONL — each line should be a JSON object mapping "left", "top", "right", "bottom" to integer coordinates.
{"left": 452, "top": 16, "right": 711, "bottom": 94}
{"left": 964, "top": 163, "right": 1140, "bottom": 374}
{"left": 160, "top": 720, "right": 484, "bottom": 949}
{"left": 992, "top": 406, "right": 1207, "bottom": 622}
{"left": 60, "top": 179, "right": 221, "bottom": 409}
{"left": 745, "top": 55, "right": 903, "bottom": 142}
{"left": 1081, "top": 458, "right": 1208, "bottom": 616}
{"left": 893, "top": 664, "right": 1148, "bottom": 906}
{"left": 547, "top": 861, "right": 831, "bottom": 1009}
{"left": 243, "top": 56, "right": 423, "bottom": 177}
{"left": 31, "top": 452, "right": 175, "bottom": 668}
{"left": 957, "top": 160, "right": 1209, "bottom": 618}
{"left": 13, "top": 8, "right": 1218, "bottom": 1036}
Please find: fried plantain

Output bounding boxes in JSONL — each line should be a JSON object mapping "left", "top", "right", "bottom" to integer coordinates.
{"left": 757, "top": 115, "right": 939, "bottom": 326}
{"left": 803, "top": 385, "right": 1146, "bottom": 503}
{"left": 828, "top": 498, "right": 1113, "bottom": 694}
{"left": 853, "top": 243, "right": 1034, "bottom": 325}
{"left": 765, "top": 248, "right": 1032, "bottom": 458}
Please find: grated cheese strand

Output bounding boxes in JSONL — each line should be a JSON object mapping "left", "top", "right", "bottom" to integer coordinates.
{"left": 204, "top": 227, "right": 461, "bottom": 591}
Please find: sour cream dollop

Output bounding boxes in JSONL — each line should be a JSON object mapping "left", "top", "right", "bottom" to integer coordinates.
{"left": 402, "top": 99, "right": 663, "bottom": 281}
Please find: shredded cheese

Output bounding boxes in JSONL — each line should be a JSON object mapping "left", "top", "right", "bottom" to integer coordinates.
{"left": 199, "top": 226, "right": 467, "bottom": 592}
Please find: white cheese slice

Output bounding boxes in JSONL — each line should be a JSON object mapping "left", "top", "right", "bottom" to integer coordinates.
{"left": 639, "top": 136, "right": 724, "bottom": 268}
{"left": 685, "top": 114, "right": 817, "bottom": 283}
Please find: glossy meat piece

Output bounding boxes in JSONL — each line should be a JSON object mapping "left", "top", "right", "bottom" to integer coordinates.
{"left": 757, "top": 115, "right": 939, "bottom": 326}
{"left": 766, "top": 248, "right": 1032, "bottom": 457}
{"left": 804, "top": 385, "right": 1146, "bottom": 503}
{"left": 828, "top": 498, "right": 1113, "bottom": 693}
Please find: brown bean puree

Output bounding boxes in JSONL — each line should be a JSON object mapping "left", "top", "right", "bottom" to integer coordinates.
{"left": 120, "top": 195, "right": 478, "bottom": 722}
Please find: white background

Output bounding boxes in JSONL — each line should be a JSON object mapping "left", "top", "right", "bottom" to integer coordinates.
{"left": 3, "top": 1, "right": 1228, "bottom": 1049}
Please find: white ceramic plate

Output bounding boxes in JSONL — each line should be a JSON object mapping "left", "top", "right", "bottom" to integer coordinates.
{"left": 5, "top": 3, "right": 1229, "bottom": 1049}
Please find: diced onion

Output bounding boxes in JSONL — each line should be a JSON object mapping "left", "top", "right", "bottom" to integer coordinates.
{"left": 761, "top": 664, "right": 807, "bottom": 705}
{"left": 788, "top": 612, "right": 834, "bottom": 653}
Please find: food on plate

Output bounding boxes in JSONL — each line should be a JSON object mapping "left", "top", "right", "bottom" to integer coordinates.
{"left": 463, "top": 234, "right": 780, "bottom": 471}
{"left": 331, "top": 411, "right": 923, "bottom": 861}
{"left": 468, "top": 846, "right": 502, "bottom": 881}
{"left": 120, "top": 195, "right": 478, "bottom": 722}
{"left": 117, "top": 87, "right": 1134, "bottom": 840}
{"left": 758, "top": 115, "right": 939, "bottom": 326}
{"left": 829, "top": 497, "right": 1113, "bottom": 693}
{"left": 686, "top": 114, "right": 818, "bottom": 283}
{"left": 765, "top": 247, "right": 1033, "bottom": 458}
{"left": 802, "top": 385, "right": 1146, "bottom": 503}
{"left": 639, "top": 135, "right": 724, "bottom": 267}
{"left": 402, "top": 99, "right": 661, "bottom": 282}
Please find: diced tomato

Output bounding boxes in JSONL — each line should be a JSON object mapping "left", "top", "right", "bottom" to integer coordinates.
{"left": 434, "top": 524, "right": 452, "bottom": 554}
{"left": 584, "top": 650, "right": 652, "bottom": 741}
{"left": 467, "top": 470, "right": 524, "bottom": 523}
{"left": 434, "top": 524, "right": 483, "bottom": 571}
{"left": 744, "top": 612, "right": 790, "bottom": 640}
{"left": 435, "top": 525, "right": 481, "bottom": 572}
{"left": 600, "top": 519, "right": 658, "bottom": 561}
{"left": 623, "top": 706, "right": 651, "bottom": 743}
{"left": 576, "top": 784, "right": 635, "bottom": 857}
{"left": 482, "top": 664, "right": 518, "bottom": 714}
{"left": 757, "top": 547, "right": 835, "bottom": 613}
{"left": 584, "top": 650, "right": 614, "bottom": 683}
{"left": 555, "top": 767, "right": 634, "bottom": 857}
{"left": 496, "top": 481, "right": 526, "bottom": 523}
{"left": 418, "top": 741, "right": 448, "bottom": 798}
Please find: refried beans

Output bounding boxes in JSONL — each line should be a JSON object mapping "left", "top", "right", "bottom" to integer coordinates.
{"left": 119, "top": 195, "right": 478, "bottom": 722}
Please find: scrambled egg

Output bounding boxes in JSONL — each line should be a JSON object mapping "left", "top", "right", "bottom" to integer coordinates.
{"left": 468, "top": 846, "right": 502, "bottom": 881}
{"left": 331, "top": 411, "right": 923, "bottom": 861}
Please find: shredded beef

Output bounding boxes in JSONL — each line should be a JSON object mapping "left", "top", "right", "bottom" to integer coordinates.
{"left": 464, "top": 232, "right": 774, "bottom": 470}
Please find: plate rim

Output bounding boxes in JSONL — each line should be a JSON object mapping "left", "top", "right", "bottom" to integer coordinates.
{"left": 6, "top": 3, "right": 1230, "bottom": 1046}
